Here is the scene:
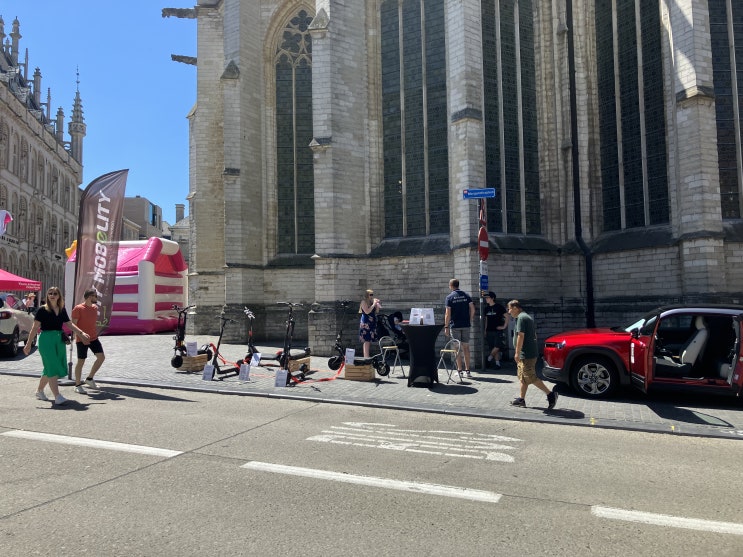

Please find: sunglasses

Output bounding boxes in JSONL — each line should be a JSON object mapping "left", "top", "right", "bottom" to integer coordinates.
{"left": 48, "top": 293, "right": 59, "bottom": 296}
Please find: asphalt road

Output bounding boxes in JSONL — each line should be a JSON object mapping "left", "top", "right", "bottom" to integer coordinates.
{"left": 1, "top": 375, "right": 742, "bottom": 556}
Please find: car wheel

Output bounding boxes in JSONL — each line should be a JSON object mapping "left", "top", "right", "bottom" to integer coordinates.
{"left": 5, "top": 329, "right": 19, "bottom": 357}
{"left": 570, "top": 355, "right": 618, "bottom": 398}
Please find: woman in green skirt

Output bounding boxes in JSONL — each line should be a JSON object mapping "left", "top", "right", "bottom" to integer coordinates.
{"left": 23, "top": 286, "right": 90, "bottom": 405}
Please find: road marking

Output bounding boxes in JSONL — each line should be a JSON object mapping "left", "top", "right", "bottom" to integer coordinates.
{"left": 307, "top": 422, "right": 521, "bottom": 462}
{"left": 242, "top": 461, "right": 502, "bottom": 503}
{"left": 592, "top": 506, "right": 743, "bottom": 536}
{"left": 1, "top": 430, "right": 182, "bottom": 458}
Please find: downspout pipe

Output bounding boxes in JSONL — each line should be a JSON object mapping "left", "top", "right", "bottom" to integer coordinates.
{"left": 566, "top": 0, "right": 596, "bottom": 327}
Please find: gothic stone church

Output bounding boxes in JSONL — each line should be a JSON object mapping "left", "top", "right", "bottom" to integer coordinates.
{"left": 176, "top": 0, "right": 743, "bottom": 354}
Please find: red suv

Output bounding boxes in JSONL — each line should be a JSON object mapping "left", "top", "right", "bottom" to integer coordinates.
{"left": 542, "top": 305, "right": 743, "bottom": 399}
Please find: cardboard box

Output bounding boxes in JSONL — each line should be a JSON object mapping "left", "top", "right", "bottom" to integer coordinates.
{"left": 178, "top": 354, "right": 209, "bottom": 372}
{"left": 288, "top": 356, "right": 311, "bottom": 373}
{"left": 343, "top": 363, "right": 374, "bottom": 381}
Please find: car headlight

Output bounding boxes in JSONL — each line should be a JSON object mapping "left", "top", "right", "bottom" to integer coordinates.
{"left": 545, "top": 340, "right": 566, "bottom": 350}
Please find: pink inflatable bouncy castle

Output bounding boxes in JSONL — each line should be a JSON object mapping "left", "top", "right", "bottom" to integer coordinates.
{"left": 65, "top": 237, "right": 187, "bottom": 334}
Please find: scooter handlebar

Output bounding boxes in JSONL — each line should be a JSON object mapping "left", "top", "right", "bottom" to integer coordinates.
{"left": 277, "top": 301, "right": 304, "bottom": 308}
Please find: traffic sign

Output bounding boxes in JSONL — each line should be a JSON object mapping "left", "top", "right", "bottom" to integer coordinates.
{"left": 479, "top": 274, "right": 488, "bottom": 291}
{"left": 463, "top": 188, "right": 496, "bottom": 199}
{"left": 478, "top": 226, "right": 489, "bottom": 260}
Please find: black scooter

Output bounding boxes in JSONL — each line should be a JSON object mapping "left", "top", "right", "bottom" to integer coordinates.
{"left": 171, "top": 304, "right": 196, "bottom": 368}
{"left": 239, "top": 303, "right": 311, "bottom": 384}
{"left": 328, "top": 300, "right": 389, "bottom": 376}
{"left": 208, "top": 313, "right": 240, "bottom": 380}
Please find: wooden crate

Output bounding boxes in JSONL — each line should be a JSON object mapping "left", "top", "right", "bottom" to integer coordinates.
{"left": 178, "top": 354, "right": 209, "bottom": 372}
{"left": 288, "top": 356, "right": 311, "bottom": 373}
{"left": 343, "top": 363, "right": 374, "bottom": 381}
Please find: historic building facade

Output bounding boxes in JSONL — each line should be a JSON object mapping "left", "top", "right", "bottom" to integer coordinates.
{"left": 0, "top": 17, "right": 85, "bottom": 291}
{"left": 178, "top": 0, "right": 743, "bottom": 355}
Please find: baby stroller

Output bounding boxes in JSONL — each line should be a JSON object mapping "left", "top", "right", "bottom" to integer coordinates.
{"left": 376, "top": 311, "right": 409, "bottom": 357}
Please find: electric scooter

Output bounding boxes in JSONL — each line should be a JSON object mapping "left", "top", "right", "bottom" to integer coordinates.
{"left": 171, "top": 304, "right": 196, "bottom": 368}
{"left": 239, "top": 303, "right": 311, "bottom": 382}
{"left": 327, "top": 300, "right": 389, "bottom": 376}
{"left": 208, "top": 312, "right": 241, "bottom": 380}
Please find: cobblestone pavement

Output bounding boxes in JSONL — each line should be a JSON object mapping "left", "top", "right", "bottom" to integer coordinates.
{"left": 2, "top": 333, "right": 742, "bottom": 441}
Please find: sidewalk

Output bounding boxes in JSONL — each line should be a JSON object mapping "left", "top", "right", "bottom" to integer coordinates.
{"left": 2, "top": 333, "right": 742, "bottom": 440}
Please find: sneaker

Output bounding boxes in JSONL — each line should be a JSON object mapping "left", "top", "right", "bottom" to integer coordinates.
{"left": 547, "top": 390, "right": 558, "bottom": 410}
{"left": 463, "top": 370, "right": 472, "bottom": 378}
{"left": 53, "top": 394, "right": 69, "bottom": 405}
{"left": 511, "top": 397, "right": 526, "bottom": 408}
{"left": 35, "top": 391, "right": 49, "bottom": 401}
{"left": 74, "top": 384, "right": 87, "bottom": 394}
{"left": 495, "top": 360, "right": 501, "bottom": 368}
{"left": 84, "top": 379, "right": 99, "bottom": 389}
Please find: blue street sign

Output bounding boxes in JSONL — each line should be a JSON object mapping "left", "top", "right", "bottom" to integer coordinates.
{"left": 463, "top": 188, "right": 496, "bottom": 199}
{"left": 480, "top": 274, "right": 488, "bottom": 291}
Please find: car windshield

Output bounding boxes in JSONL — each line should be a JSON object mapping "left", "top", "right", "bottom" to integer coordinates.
{"left": 622, "top": 317, "right": 646, "bottom": 332}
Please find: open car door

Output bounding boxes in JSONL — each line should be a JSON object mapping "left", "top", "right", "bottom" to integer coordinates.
{"left": 726, "top": 315, "right": 743, "bottom": 394}
{"left": 629, "top": 315, "right": 657, "bottom": 393}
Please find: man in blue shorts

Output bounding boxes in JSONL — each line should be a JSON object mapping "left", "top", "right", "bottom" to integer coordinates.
{"left": 444, "top": 278, "right": 476, "bottom": 378}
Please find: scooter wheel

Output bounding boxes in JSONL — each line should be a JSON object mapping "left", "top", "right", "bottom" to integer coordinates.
{"left": 376, "top": 362, "right": 391, "bottom": 377}
{"left": 171, "top": 355, "right": 183, "bottom": 368}
{"left": 328, "top": 356, "right": 342, "bottom": 371}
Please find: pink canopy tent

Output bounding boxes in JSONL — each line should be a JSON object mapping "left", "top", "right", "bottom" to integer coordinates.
{"left": 0, "top": 269, "right": 42, "bottom": 291}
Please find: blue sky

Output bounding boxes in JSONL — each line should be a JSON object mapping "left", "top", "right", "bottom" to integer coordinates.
{"left": 3, "top": 1, "right": 197, "bottom": 224}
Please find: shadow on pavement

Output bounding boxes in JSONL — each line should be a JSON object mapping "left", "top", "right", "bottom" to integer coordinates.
{"left": 543, "top": 408, "right": 585, "bottom": 419}
{"left": 647, "top": 404, "right": 736, "bottom": 427}
{"left": 95, "top": 387, "right": 197, "bottom": 402}
{"left": 429, "top": 384, "right": 478, "bottom": 395}
{"left": 473, "top": 376, "right": 515, "bottom": 384}
{"left": 551, "top": 384, "right": 740, "bottom": 427}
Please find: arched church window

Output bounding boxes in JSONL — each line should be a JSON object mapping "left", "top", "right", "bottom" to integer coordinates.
{"left": 380, "top": 0, "right": 449, "bottom": 238}
{"left": 593, "top": 0, "right": 668, "bottom": 230}
{"left": 0, "top": 121, "right": 7, "bottom": 169}
{"left": 481, "top": 0, "right": 542, "bottom": 234}
{"left": 20, "top": 139, "right": 28, "bottom": 183}
{"left": 710, "top": 0, "right": 743, "bottom": 219}
{"left": 10, "top": 133, "right": 19, "bottom": 176}
{"left": 275, "top": 9, "right": 315, "bottom": 255}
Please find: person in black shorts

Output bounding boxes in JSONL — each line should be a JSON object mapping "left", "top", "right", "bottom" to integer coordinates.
{"left": 71, "top": 289, "right": 105, "bottom": 394}
{"left": 483, "top": 291, "right": 508, "bottom": 368}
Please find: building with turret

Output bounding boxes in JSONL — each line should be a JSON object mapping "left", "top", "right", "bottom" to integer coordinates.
{"left": 0, "top": 16, "right": 85, "bottom": 291}
{"left": 170, "top": 1, "right": 743, "bottom": 357}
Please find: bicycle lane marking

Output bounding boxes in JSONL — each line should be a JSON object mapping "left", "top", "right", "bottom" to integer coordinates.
{"left": 306, "top": 422, "right": 522, "bottom": 462}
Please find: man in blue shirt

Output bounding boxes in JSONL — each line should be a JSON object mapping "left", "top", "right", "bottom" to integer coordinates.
{"left": 444, "top": 278, "right": 476, "bottom": 378}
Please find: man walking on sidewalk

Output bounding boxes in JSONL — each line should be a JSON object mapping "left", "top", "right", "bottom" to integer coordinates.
{"left": 71, "top": 289, "right": 105, "bottom": 393}
{"left": 507, "top": 300, "right": 557, "bottom": 409}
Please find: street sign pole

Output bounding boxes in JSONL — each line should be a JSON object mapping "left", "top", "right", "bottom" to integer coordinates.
{"left": 463, "top": 188, "right": 495, "bottom": 372}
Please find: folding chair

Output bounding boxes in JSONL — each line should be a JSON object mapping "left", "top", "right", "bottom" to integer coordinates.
{"left": 437, "top": 338, "right": 462, "bottom": 383}
{"left": 378, "top": 335, "right": 406, "bottom": 377}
